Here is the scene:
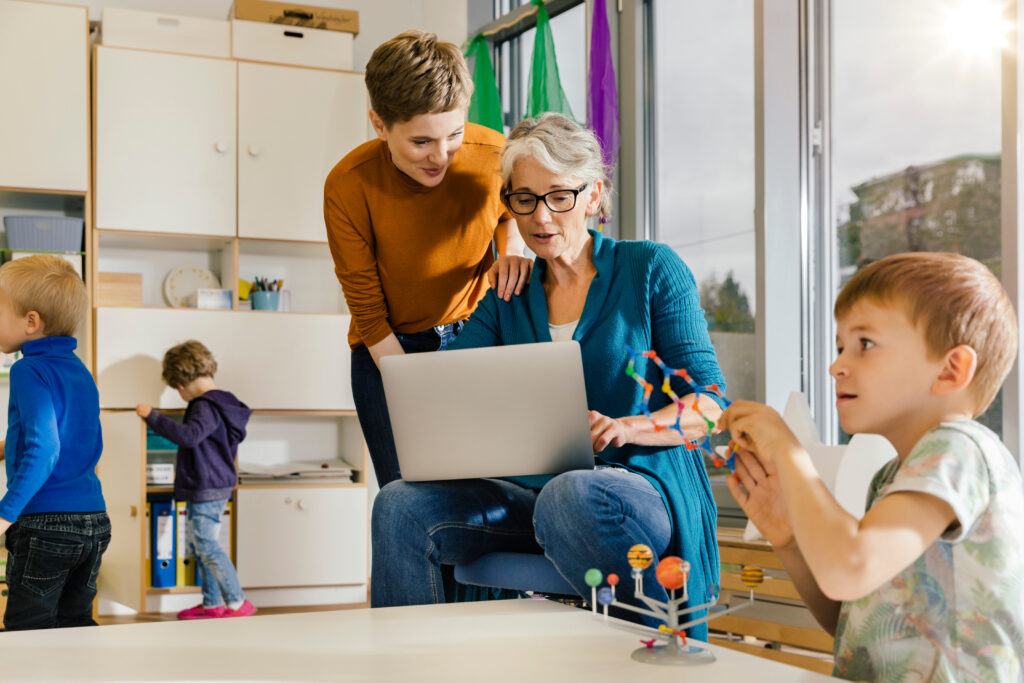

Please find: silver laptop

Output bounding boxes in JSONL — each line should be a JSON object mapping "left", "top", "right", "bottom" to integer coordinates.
{"left": 380, "top": 341, "right": 595, "bottom": 482}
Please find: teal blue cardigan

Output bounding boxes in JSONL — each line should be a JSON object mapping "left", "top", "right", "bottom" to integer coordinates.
{"left": 449, "top": 230, "right": 724, "bottom": 637}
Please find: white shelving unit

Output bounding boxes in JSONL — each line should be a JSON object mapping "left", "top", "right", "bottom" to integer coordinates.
{"left": 90, "top": 37, "right": 372, "bottom": 613}
{"left": 0, "top": 0, "right": 92, "bottom": 601}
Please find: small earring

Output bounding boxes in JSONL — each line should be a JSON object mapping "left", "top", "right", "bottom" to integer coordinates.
{"left": 598, "top": 216, "right": 607, "bottom": 232}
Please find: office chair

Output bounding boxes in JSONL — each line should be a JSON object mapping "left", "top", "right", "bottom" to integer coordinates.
{"left": 454, "top": 552, "right": 579, "bottom": 597}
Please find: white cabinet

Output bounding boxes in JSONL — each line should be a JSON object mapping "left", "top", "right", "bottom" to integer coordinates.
{"left": 96, "top": 410, "right": 368, "bottom": 612}
{"left": 236, "top": 487, "right": 367, "bottom": 587}
{"left": 95, "top": 48, "right": 370, "bottom": 243}
{"left": 0, "top": 1, "right": 89, "bottom": 192}
{"left": 238, "top": 62, "right": 367, "bottom": 242}
{"left": 96, "top": 412, "right": 147, "bottom": 612}
{"left": 94, "top": 47, "right": 236, "bottom": 236}
{"left": 92, "top": 42, "right": 369, "bottom": 614}
{"left": 231, "top": 19, "right": 354, "bottom": 71}
{"left": 95, "top": 307, "right": 355, "bottom": 410}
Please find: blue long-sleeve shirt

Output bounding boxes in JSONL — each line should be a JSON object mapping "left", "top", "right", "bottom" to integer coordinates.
{"left": 0, "top": 336, "right": 104, "bottom": 521}
{"left": 449, "top": 230, "right": 724, "bottom": 639}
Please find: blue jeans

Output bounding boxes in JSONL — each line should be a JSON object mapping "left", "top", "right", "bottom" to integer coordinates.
{"left": 188, "top": 500, "right": 243, "bottom": 607}
{"left": 4, "top": 511, "right": 111, "bottom": 631}
{"left": 371, "top": 467, "right": 674, "bottom": 627}
{"left": 350, "top": 321, "right": 465, "bottom": 488}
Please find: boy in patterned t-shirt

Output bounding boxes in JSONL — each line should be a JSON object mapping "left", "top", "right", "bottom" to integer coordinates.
{"left": 719, "top": 252, "right": 1024, "bottom": 681}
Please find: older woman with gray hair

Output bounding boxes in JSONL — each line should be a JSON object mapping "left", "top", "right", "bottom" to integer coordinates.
{"left": 370, "top": 113, "right": 725, "bottom": 636}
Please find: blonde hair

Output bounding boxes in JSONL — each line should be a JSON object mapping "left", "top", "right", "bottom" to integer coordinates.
{"left": 365, "top": 30, "right": 473, "bottom": 128}
{"left": 162, "top": 340, "right": 217, "bottom": 389}
{"left": 501, "top": 113, "right": 613, "bottom": 221}
{"left": 835, "top": 252, "right": 1018, "bottom": 415}
{"left": 0, "top": 255, "right": 86, "bottom": 337}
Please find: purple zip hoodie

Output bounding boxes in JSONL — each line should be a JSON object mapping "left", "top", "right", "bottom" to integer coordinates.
{"left": 145, "top": 389, "right": 252, "bottom": 502}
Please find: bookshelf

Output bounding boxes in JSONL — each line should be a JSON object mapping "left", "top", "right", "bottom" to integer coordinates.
{"left": 90, "top": 40, "right": 371, "bottom": 614}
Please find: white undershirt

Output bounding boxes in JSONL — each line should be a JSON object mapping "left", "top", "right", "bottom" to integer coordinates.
{"left": 548, "top": 319, "right": 579, "bottom": 342}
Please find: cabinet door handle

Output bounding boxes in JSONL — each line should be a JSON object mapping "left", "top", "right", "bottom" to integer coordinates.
{"left": 247, "top": 145, "right": 261, "bottom": 157}
{"left": 214, "top": 141, "right": 229, "bottom": 153}
{"left": 283, "top": 30, "right": 305, "bottom": 38}
{"left": 130, "top": 505, "right": 138, "bottom": 518}
{"left": 297, "top": 499, "right": 306, "bottom": 511}
{"left": 284, "top": 497, "right": 293, "bottom": 505}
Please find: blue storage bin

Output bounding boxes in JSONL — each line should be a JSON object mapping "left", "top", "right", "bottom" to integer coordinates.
{"left": 3, "top": 215, "right": 84, "bottom": 252}
{"left": 146, "top": 430, "right": 178, "bottom": 452}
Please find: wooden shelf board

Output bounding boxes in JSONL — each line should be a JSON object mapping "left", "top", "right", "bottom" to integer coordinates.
{"left": 238, "top": 236, "right": 331, "bottom": 260}
{"left": 237, "top": 482, "right": 366, "bottom": 490}
{"left": 0, "top": 249, "right": 85, "bottom": 255}
{"left": 147, "top": 586, "right": 201, "bottom": 595}
{"left": 0, "top": 186, "right": 87, "bottom": 196}
{"left": 94, "top": 304, "right": 346, "bottom": 317}
{"left": 103, "top": 408, "right": 358, "bottom": 417}
{"left": 97, "top": 229, "right": 234, "bottom": 252}
{"left": 251, "top": 409, "right": 358, "bottom": 417}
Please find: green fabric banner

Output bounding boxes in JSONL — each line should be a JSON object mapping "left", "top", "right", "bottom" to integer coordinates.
{"left": 526, "top": 0, "right": 574, "bottom": 119}
{"left": 465, "top": 34, "right": 504, "bottom": 133}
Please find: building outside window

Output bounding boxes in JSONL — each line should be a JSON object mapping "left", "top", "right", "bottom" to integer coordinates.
{"left": 832, "top": 0, "right": 1004, "bottom": 437}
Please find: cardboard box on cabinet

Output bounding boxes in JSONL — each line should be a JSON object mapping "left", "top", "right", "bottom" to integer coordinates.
{"left": 230, "top": 0, "right": 358, "bottom": 34}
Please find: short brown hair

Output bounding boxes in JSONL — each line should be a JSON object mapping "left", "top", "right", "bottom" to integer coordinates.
{"left": 365, "top": 30, "right": 472, "bottom": 127}
{"left": 835, "top": 252, "right": 1018, "bottom": 415}
{"left": 0, "top": 255, "right": 86, "bottom": 337}
{"left": 162, "top": 340, "right": 217, "bottom": 388}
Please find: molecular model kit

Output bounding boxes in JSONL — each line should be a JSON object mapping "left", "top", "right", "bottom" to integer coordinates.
{"left": 584, "top": 543, "right": 764, "bottom": 665}
{"left": 624, "top": 347, "right": 737, "bottom": 469}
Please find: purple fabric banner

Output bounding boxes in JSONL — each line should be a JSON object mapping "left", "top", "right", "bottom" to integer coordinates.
{"left": 588, "top": 0, "right": 620, "bottom": 168}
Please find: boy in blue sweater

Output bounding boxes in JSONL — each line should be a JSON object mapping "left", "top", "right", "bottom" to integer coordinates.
{"left": 0, "top": 255, "right": 108, "bottom": 631}
{"left": 136, "top": 340, "right": 255, "bottom": 619}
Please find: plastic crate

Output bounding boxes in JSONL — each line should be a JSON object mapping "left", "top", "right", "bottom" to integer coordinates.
{"left": 3, "top": 216, "right": 84, "bottom": 252}
{"left": 146, "top": 430, "right": 178, "bottom": 452}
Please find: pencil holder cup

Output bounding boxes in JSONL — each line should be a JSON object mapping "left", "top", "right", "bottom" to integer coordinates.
{"left": 251, "top": 290, "right": 280, "bottom": 311}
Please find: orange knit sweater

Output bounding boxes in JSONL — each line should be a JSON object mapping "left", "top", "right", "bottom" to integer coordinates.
{"left": 324, "top": 123, "right": 510, "bottom": 350}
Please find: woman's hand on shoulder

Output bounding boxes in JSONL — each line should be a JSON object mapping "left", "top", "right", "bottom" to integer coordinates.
{"left": 589, "top": 410, "right": 635, "bottom": 453}
{"left": 136, "top": 403, "right": 152, "bottom": 419}
{"left": 487, "top": 255, "right": 533, "bottom": 302}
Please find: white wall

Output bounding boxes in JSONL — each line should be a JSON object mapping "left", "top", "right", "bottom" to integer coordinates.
{"left": 44, "top": 0, "right": 468, "bottom": 68}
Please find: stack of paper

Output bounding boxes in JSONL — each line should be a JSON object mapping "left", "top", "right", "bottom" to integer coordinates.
{"left": 238, "top": 458, "right": 354, "bottom": 484}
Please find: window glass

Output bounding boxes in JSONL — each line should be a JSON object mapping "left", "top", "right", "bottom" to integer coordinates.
{"left": 652, "top": 0, "right": 755, "bottom": 522}
{"left": 834, "top": 0, "right": 1004, "bottom": 436}
{"left": 495, "top": 3, "right": 587, "bottom": 129}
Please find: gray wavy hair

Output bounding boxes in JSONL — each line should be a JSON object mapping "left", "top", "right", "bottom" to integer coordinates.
{"left": 501, "top": 113, "right": 613, "bottom": 221}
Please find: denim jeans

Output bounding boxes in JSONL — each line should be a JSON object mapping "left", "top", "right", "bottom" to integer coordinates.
{"left": 188, "top": 500, "right": 244, "bottom": 608}
{"left": 350, "top": 321, "right": 465, "bottom": 488}
{"left": 371, "top": 467, "right": 675, "bottom": 628}
{"left": 4, "top": 511, "right": 111, "bottom": 631}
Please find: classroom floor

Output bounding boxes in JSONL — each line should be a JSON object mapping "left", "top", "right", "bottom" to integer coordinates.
{"left": 95, "top": 600, "right": 370, "bottom": 625}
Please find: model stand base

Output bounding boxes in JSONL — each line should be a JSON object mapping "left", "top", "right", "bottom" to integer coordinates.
{"left": 585, "top": 545, "right": 765, "bottom": 666}
{"left": 631, "top": 643, "right": 716, "bottom": 666}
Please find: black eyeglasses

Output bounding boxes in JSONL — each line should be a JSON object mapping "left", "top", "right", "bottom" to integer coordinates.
{"left": 503, "top": 184, "right": 588, "bottom": 215}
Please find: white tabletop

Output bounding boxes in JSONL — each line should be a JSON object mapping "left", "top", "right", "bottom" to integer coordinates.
{"left": 0, "top": 599, "right": 836, "bottom": 682}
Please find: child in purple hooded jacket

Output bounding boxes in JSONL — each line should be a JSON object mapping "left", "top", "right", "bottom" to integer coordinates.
{"left": 137, "top": 340, "right": 255, "bottom": 619}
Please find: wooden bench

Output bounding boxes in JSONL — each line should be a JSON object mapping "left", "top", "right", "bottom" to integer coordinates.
{"left": 710, "top": 527, "right": 835, "bottom": 676}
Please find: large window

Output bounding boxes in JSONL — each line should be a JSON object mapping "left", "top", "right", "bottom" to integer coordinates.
{"left": 651, "top": 0, "right": 755, "bottom": 522}
{"left": 488, "top": 1, "right": 587, "bottom": 132}
{"left": 832, "top": 0, "right": 1004, "bottom": 436}
{"left": 651, "top": 0, "right": 755, "bottom": 403}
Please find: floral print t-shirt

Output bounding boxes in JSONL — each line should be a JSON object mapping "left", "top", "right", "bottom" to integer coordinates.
{"left": 833, "top": 420, "right": 1024, "bottom": 682}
